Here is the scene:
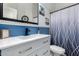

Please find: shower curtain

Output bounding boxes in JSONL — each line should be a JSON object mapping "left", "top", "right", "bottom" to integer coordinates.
{"left": 50, "top": 4, "right": 79, "bottom": 56}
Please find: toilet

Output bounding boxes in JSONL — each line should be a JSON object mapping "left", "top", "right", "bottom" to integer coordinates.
{"left": 50, "top": 45, "right": 66, "bottom": 56}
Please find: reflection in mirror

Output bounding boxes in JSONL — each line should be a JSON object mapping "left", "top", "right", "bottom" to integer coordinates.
{"left": 2, "top": 3, "right": 38, "bottom": 24}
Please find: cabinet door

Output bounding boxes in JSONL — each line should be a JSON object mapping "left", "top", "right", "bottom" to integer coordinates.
{"left": 36, "top": 45, "right": 50, "bottom": 56}
{"left": 32, "top": 37, "right": 50, "bottom": 49}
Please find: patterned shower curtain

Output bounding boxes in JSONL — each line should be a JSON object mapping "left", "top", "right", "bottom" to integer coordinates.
{"left": 50, "top": 4, "right": 79, "bottom": 56}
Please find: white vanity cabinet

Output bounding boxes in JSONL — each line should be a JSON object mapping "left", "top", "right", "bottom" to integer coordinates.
{"left": 0, "top": 34, "right": 50, "bottom": 56}
{"left": 27, "top": 44, "right": 50, "bottom": 56}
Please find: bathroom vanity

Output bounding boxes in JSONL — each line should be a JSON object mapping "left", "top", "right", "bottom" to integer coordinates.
{"left": 0, "top": 34, "right": 50, "bottom": 56}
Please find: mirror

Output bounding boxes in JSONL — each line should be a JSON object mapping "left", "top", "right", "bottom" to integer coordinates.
{"left": 3, "top": 3, "right": 38, "bottom": 24}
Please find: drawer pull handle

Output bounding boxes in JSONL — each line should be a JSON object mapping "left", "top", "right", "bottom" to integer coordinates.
{"left": 43, "top": 50, "right": 48, "bottom": 55}
{"left": 19, "top": 47, "right": 32, "bottom": 54}
{"left": 25, "top": 47, "right": 32, "bottom": 51}
{"left": 43, "top": 40, "right": 48, "bottom": 44}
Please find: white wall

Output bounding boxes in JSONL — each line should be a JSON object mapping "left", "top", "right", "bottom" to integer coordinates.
{"left": 39, "top": 4, "right": 50, "bottom": 26}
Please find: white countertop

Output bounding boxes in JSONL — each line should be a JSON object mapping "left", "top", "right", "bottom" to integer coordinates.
{"left": 0, "top": 34, "right": 50, "bottom": 50}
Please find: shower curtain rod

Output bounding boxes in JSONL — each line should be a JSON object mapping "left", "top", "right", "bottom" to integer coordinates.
{"left": 50, "top": 3, "right": 79, "bottom": 14}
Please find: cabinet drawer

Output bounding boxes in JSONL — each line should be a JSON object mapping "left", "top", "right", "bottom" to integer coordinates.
{"left": 27, "top": 44, "right": 50, "bottom": 56}
{"left": 27, "top": 50, "right": 38, "bottom": 56}
{"left": 1, "top": 42, "right": 35, "bottom": 56}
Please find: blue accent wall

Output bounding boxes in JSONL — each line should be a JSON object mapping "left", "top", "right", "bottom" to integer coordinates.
{"left": 27, "top": 27, "right": 38, "bottom": 35}
{"left": 0, "top": 24, "right": 38, "bottom": 37}
{"left": 0, "top": 24, "right": 49, "bottom": 37}
{"left": 39, "top": 28, "right": 49, "bottom": 34}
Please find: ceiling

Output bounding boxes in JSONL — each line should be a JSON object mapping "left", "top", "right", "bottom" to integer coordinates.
{"left": 42, "top": 3, "right": 76, "bottom": 13}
